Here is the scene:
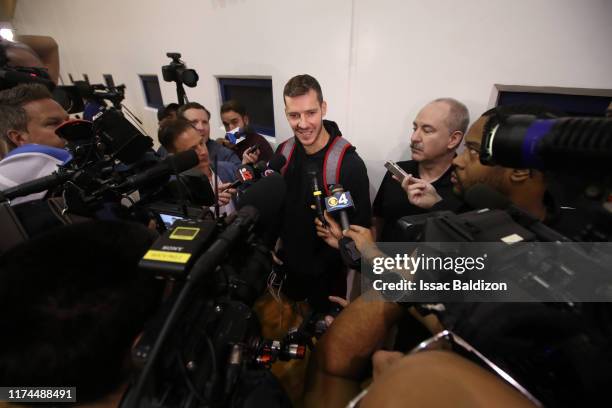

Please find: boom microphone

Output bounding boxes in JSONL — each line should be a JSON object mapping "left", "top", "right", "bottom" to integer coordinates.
{"left": 464, "top": 183, "right": 571, "bottom": 242}
{"left": 0, "top": 169, "right": 74, "bottom": 201}
{"left": 116, "top": 149, "right": 199, "bottom": 191}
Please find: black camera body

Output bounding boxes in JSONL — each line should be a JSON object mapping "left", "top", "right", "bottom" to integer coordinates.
{"left": 162, "top": 52, "right": 199, "bottom": 88}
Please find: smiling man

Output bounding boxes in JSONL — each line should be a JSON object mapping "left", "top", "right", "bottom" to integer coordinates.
{"left": 372, "top": 98, "right": 468, "bottom": 241}
{"left": 275, "top": 74, "right": 371, "bottom": 313}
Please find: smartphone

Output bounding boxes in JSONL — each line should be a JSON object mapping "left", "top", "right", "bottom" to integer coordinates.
{"left": 245, "top": 144, "right": 260, "bottom": 154}
{"left": 384, "top": 160, "right": 409, "bottom": 182}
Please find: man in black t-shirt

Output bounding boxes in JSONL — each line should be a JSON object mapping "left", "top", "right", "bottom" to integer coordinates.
{"left": 407, "top": 105, "right": 592, "bottom": 240}
{"left": 372, "top": 98, "right": 468, "bottom": 241}
{"left": 276, "top": 74, "right": 371, "bottom": 312}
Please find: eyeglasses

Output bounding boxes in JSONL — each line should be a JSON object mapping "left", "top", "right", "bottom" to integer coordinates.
{"left": 345, "top": 329, "right": 543, "bottom": 408}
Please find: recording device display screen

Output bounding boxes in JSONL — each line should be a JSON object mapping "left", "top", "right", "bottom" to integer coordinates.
{"left": 159, "top": 213, "right": 185, "bottom": 229}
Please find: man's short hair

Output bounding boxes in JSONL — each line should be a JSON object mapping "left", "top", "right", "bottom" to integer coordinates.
{"left": 220, "top": 99, "right": 247, "bottom": 116}
{"left": 158, "top": 117, "right": 196, "bottom": 152}
{"left": 432, "top": 97, "right": 470, "bottom": 134}
{"left": 157, "top": 102, "right": 180, "bottom": 122}
{"left": 177, "top": 101, "right": 211, "bottom": 120}
{"left": 0, "top": 83, "right": 53, "bottom": 151}
{"left": 283, "top": 74, "right": 323, "bottom": 104}
{"left": 0, "top": 220, "right": 163, "bottom": 403}
{"left": 0, "top": 81, "right": 52, "bottom": 106}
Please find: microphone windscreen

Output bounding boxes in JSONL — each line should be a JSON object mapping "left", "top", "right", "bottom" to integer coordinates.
{"left": 253, "top": 160, "right": 267, "bottom": 174}
{"left": 464, "top": 183, "right": 511, "bottom": 211}
{"left": 267, "top": 154, "right": 287, "bottom": 173}
{"left": 169, "top": 149, "right": 199, "bottom": 173}
{"left": 236, "top": 173, "right": 285, "bottom": 226}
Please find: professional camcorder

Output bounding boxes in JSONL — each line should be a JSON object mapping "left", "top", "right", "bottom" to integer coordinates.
{"left": 480, "top": 114, "right": 612, "bottom": 174}
{"left": 162, "top": 52, "right": 199, "bottom": 105}
{"left": 2, "top": 137, "right": 306, "bottom": 407}
{"left": 119, "top": 173, "right": 311, "bottom": 408}
{"left": 383, "top": 114, "right": 612, "bottom": 407}
{"left": 479, "top": 113, "right": 612, "bottom": 240}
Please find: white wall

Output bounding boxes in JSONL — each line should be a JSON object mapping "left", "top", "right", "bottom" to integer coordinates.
{"left": 11, "top": 0, "right": 612, "bottom": 192}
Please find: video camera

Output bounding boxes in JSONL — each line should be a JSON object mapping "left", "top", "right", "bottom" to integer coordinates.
{"left": 162, "top": 52, "right": 199, "bottom": 105}
{"left": 0, "top": 98, "right": 206, "bottom": 234}
{"left": 478, "top": 113, "right": 612, "bottom": 241}
{"left": 480, "top": 114, "right": 612, "bottom": 175}
{"left": 379, "top": 112, "right": 612, "bottom": 303}
{"left": 119, "top": 173, "right": 311, "bottom": 408}
{"left": 379, "top": 115, "right": 612, "bottom": 406}
{"left": 50, "top": 73, "right": 128, "bottom": 115}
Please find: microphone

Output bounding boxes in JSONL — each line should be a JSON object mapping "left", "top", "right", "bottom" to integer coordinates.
{"left": 116, "top": 149, "right": 199, "bottom": 192}
{"left": 324, "top": 185, "right": 361, "bottom": 268}
{"left": 221, "top": 154, "right": 287, "bottom": 192}
{"left": 327, "top": 185, "right": 352, "bottom": 230}
{"left": 236, "top": 172, "right": 286, "bottom": 227}
{"left": 464, "top": 183, "right": 571, "bottom": 242}
{"left": 0, "top": 169, "right": 74, "bottom": 201}
{"left": 264, "top": 154, "right": 286, "bottom": 176}
{"left": 306, "top": 164, "right": 326, "bottom": 225}
{"left": 222, "top": 164, "right": 257, "bottom": 191}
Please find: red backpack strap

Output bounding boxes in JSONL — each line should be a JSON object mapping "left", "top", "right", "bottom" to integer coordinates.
{"left": 322, "top": 136, "right": 352, "bottom": 195}
{"left": 278, "top": 137, "right": 296, "bottom": 175}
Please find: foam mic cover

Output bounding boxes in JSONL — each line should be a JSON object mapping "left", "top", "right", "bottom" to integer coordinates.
{"left": 118, "top": 149, "right": 199, "bottom": 191}
{"left": 267, "top": 154, "right": 287, "bottom": 173}
{"left": 252, "top": 160, "right": 267, "bottom": 175}
{"left": 464, "top": 183, "right": 511, "bottom": 211}
{"left": 251, "top": 154, "right": 286, "bottom": 177}
{"left": 236, "top": 172, "right": 286, "bottom": 227}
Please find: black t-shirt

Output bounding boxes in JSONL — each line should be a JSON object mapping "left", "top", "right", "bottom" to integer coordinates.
{"left": 372, "top": 160, "right": 462, "bottom": 241}
{"left": 277, "top": 121, "right": 371, "bottom": 310}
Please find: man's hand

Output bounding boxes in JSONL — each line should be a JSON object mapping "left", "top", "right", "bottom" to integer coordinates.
{"left": 398, "top": 174, "right": 442, "bottom": 209}
{"left": 324, "top": 296, "right": 350, "bottom": 327}
{"left": 315, "top": 211, "right": 342, "bottom": 249}
{"left": 242, "top": 147, "right": 260, "bottom": 164}
{"left": 217, "top": 182, "right": 236, "bottom": 206}
{"left": 343, "top": 225, "right": 375, "bottom": 253}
